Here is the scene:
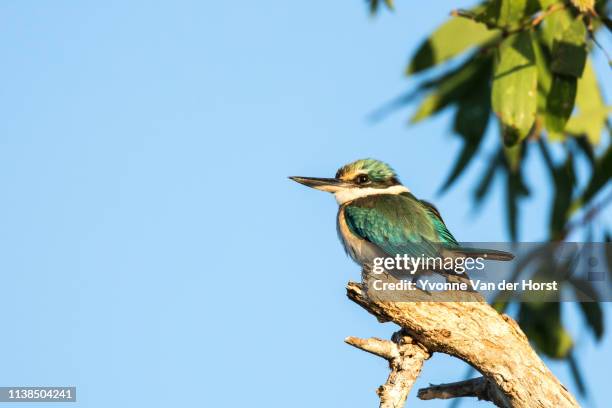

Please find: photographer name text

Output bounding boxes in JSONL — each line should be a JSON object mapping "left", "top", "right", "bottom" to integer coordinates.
{"left": 372, "top": 279, "right": 559, "bottom": 292}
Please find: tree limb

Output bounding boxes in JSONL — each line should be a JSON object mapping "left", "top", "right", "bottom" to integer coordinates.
{"left": 346, "top": 331, "right": 430, "bottom": 408}
{"left": 346, "top": 280, "right": 579, "bottom": 408}
{"left": 418, "top": 376, "right": 509, "bottom": 407}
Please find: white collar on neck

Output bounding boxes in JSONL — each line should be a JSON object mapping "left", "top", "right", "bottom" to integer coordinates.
{"left": 334, "top": 185, "right": 410, "bottom": 205}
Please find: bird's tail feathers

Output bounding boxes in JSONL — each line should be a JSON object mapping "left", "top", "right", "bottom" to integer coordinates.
{"left": 451, "top": 247, "right": 514, "bottom": 262}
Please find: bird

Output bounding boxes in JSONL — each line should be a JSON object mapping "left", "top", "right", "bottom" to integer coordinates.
{"left": 290, "top": 158, "right": 513, "bottom": 277}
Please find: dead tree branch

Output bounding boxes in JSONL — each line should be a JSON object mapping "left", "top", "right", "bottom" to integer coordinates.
{"left": 346, "top": 331, "right": 430, "bottom": 408}
{"left": 345, "top": 280, "right": 579, "bottom": 407}
{"left": 418, "top": 376, "right": 509, "bottom": 407}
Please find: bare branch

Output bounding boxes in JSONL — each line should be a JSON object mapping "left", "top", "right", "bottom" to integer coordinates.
{"left": 345, "top": 336, "right": 398, "bottom": 360}
{"left": 347, "top": 331, "right": 430, "bottom": 408}
{"left": 346, "top": 280, "right": 579, "bottom": 408}
{"left": 418, "top": 377, "right": 509, "bottom": 408}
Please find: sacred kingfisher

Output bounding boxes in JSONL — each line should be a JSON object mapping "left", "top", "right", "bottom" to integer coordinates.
{"left": 290, "top": 159, "right": 512, "bottom": 275}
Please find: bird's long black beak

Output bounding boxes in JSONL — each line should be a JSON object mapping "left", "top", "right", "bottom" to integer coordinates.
{"left": 289, "top": 176, "right": 349, "bottom": 192}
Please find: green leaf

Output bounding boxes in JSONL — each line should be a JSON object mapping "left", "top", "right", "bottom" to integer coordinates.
{"left": 552, "top": 153, "right": 576, "bottom": 236}
{"left": 537, "top": 139, "right": 577, "bottom": 237}
{"left": 532, "top": 32, "right": 552, "bottom": 113}
{"left": 440, "top": 141, "right": 481, "bottom": 193}
{"left": 474, "top": 151, "right": 501, "bottom": 204}
{"left": 518, "top": 302, "right": 574, "bottom": 358}
{"left": 568, "top": 353, "right": 587, "bottom": 396}
{"left": 578, "top": 301, "right": 604, "bottom": 339}
{"left": 503, "top": 142, "right": 523, "bottom": 172}
{"left": 453, "top": 86, "right": 491, "bottom": 140}
{"left": 407, "top": 14, "right": 499, "bottom": 75}
{"left": 574, "top": 59, "right": 604, "bottom": 112}
{"left": 565, "top": 60, "right": 610, "bottom": 144}
{"left": 506, "top": 180, "right": 520, "bottom": 241}
{"left": 506, "top": 170, "right": 529, "bottom": 241}
{"left": 369, "top": 0, "right": 378, "bottom": 14}
{"left": 368, "top": 0, "right": 393, "bottom": 14}
{"left": 571, "top": 135, "right": 595, "bottom": 165}
{"left": 439, "top": 76, "right": 492, "bottom": 192}
{"left": 606, "top": 231, "right": 612, "bottom": 283}
{"left": 602, "top": 15, "right": 612, "bottom": 33}
{"left": 540, "top": 8, "right": 572, "bottom": 49}
{"left": 550, "top": 16, "right": 587, "bottom": 77}
{"left": 538, "top": 0, "right": 559, "bottom": 8}
{"left": 545, "top": 74, "right": 577, "bottom": 134}
{"left": 411, "top": 56, "right": 489, "bottom": 123}
{"left": 504, "top": 146, "right": 530, "bottom": 241}
{"left": 570, "top": 276, "right": 603, "bottom": 340}
{"left": 479, "top": 0, "right": 539, "bottom": 30}
{"left": 492, "top": 31, "right": 538, "bottom": 146}
{"left": 566, "top": 106, "right": 612, "bottom": 144}
{"left": 569, "top": 275, "right": 599, "bottom": 302}
{"left": 492, "top": 300, "right": 508, "bottom": 312}
{"left": 579, "top": 144, "right": 612, "bottom": 207}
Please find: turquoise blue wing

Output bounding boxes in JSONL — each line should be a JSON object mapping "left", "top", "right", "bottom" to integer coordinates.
{"left": 419, "top": 199, "right": 458, "bottom": 246}
{"left": 343, "top": 194, "right": 457, "bottom": 258}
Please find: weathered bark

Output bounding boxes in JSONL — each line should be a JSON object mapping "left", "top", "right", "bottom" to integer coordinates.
{"left": 418, "top": 377, "right": 509, "bottom": 407}
{"left": 346, "top": 280, "right": 578, "bottom": 407}
{"left": 346, "top": 330, "right": 430, "bottom": 408}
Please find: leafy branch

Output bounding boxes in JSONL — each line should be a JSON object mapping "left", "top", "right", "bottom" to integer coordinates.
{"left": 364, "top": 0, "right": 612, "bottom": 399}
{"left": 451, "top": 2, "right": 565, "bottom": 35}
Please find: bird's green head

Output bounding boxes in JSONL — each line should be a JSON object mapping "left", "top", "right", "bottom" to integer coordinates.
{"left": 290, "top": 159, "right": 407, "bottom": 204}
{"left": 334, "top": 159, "right": 399, "bottom": 184}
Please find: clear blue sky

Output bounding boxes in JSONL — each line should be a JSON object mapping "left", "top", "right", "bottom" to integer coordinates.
{"left": 0, "top": 1, "right": 610, "bottom": 407}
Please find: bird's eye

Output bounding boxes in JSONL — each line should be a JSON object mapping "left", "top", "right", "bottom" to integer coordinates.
{"left": 356, "top": 174, "right": 370, "bottom": 184}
